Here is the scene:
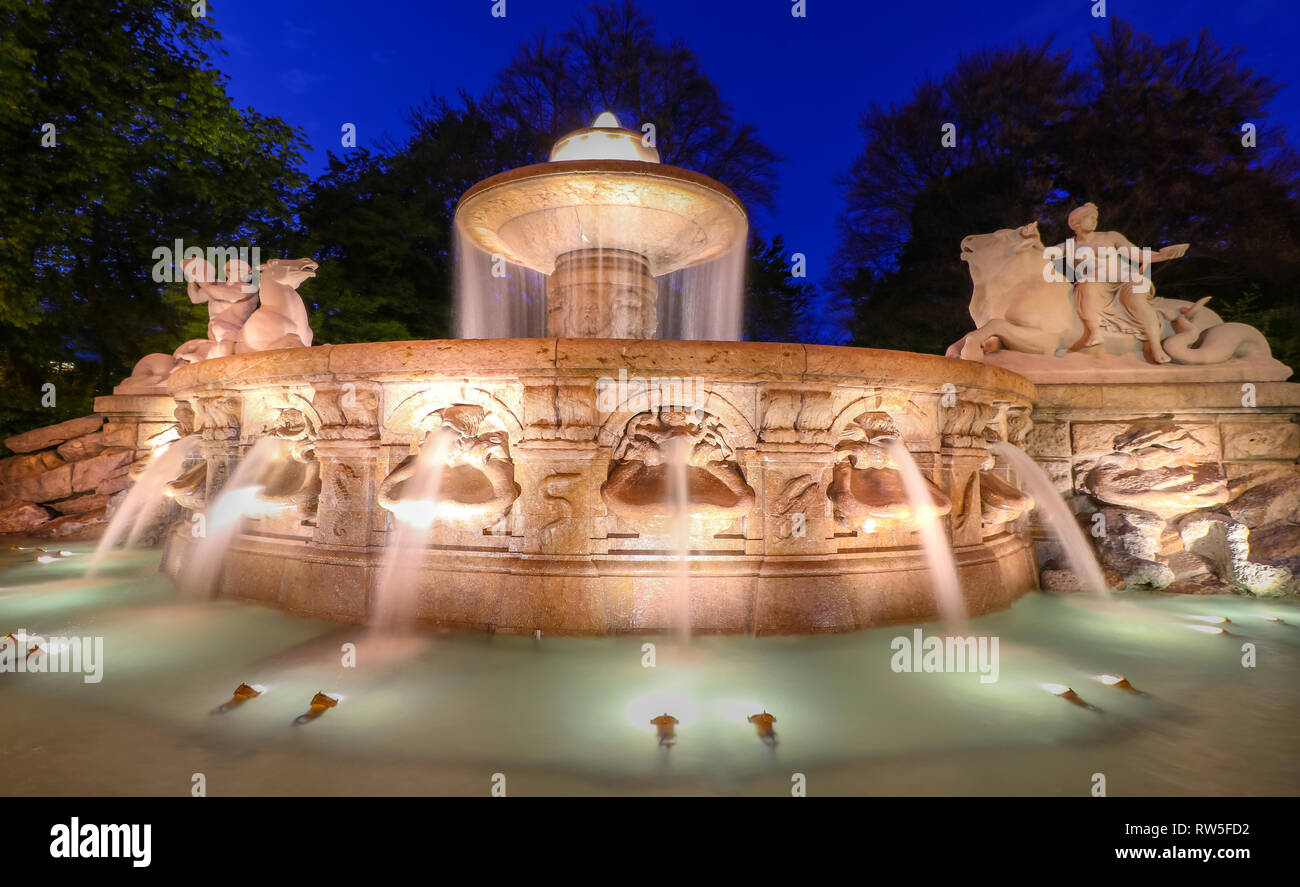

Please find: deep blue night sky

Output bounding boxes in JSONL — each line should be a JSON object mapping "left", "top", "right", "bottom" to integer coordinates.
{"left": 208, "top": 0, "right": 1297, "bottom": 325}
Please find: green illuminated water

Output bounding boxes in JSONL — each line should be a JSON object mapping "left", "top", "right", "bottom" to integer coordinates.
{"left": 1, "top": 541, "right": 1296, "bottom": 795}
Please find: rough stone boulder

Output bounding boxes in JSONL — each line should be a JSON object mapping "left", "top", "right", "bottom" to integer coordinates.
{"left": 3, "top": 415, "right": 102, "bottom": 454}
{"left": 0, "top": 450, "right": 64, "bottom": 486}
{"left": 55, "top": 431, "right": 105, "bottom": 462}
{"left": 1180, "top": 514, "right": 1295, "bottom": 596}
{"left": 5, "top": 462, "right": 73, "bottom": 504}
{"left": 0, "top": 502, "right": 54, "bottom": 534}
{"left": 1094, "top": 507, "right": 1174, "bottom": 590}
{"left": 49, "top": 492, "right": 111, "bottom": 516}
{"left": 0, "top": 414, "right": 127, "bottom": 538}
{"left": 1226, "top": 473, "right": 1300, "bottom": 528}
{"left": 1248, "top": 521, "right": 1300, "bottom": 578}
{"left": 70, "top": 448, "right": 133, "bottom": 492}
{"left": 41, "top": 506, "right": 109, "bottom": 540}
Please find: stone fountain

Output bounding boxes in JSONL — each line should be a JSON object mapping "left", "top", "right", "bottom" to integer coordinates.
{"left": 147, "top": 114, "right": 1041, "bottom": 634}
{"left": 7, "top": 117, "right": 1294, "bottom": 626}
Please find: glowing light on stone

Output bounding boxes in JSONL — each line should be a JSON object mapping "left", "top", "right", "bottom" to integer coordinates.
{"left": 549, "top": 113, "right": 660, "bottom": 163}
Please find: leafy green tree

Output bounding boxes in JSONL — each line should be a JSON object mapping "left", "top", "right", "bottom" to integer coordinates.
{"left": 0, "top": 0, "right": 306, "bottom": 445}
{"left": 836, "top": 20, "right": 1300, "bottom": 360}
{"left": 296, "top": 96, "right": 531, "bottom": 344}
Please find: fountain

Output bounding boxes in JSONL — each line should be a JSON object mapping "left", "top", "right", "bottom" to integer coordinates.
{"left": 148, "top": 113, "right": 1041, "bottom": 634}
{"left": 454, "top": 113, "right": 747, "bottom": 341}
{"left": 3, "top": 111, "right": 1297, "bottom": 799}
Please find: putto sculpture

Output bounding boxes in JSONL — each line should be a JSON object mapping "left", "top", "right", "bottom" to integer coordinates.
{"left": 117, "top": 257, "right": 318, "bottom": 394}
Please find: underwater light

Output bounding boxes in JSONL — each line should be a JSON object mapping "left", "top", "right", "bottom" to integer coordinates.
{"left": 1189, "top": 615, "right": 1230, "bottom": 625}
{"left": 213, "top": 682, "right": 267, "bottom": 714}
{"left": 1093, "top": 674, "right": 1145, "bottom": 695}
{"left": 747, "top": 711, "right": 778, "bottom": 744}
{"left": 36, "top": 555, "right": 57, "bottom": 564}
{"left": 650, "top": 713, "right": 680, "bottom": 747}
{"left": 293, "top": 691, "right": 341, "bottom": 725}
{"left": 1039, "top": 682, "right": 1101, "bottom": 711}
{"left": 6, "top": 632, "right": 45, "bottom": 659}
{"left": 1186, "top": 624, "right": 1225, "bottom": 635}
{"left": 1263, "top": 615, "right": 1287, "bottom": 624}
{"left": 58, "top": 550, "right": 74, "bottom": 557}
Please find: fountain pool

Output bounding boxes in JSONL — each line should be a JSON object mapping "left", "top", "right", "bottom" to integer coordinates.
{"left": 3, "top": 542, "right": 1297, "bottom": 795}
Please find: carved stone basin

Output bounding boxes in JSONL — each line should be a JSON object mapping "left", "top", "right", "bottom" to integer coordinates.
{"left": 256, "top": 455, "right": 320, "bottom": 515}
{"left": 456, "top": 160, "right": 746, "bottom": 278}
{"left": 376, "top": 408, "right": 521, "bottom": 531}
{"left": 160, "top": 338, "right": 1039, "bottom": 634}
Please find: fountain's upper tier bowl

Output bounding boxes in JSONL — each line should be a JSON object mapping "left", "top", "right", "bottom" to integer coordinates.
{"left": 455, "top": 159, "right": 748, "bottom": 276}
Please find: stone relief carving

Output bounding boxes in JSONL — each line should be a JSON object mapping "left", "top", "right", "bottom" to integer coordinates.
{"left": 377, "top": 404, "right": 520, "bottom": 531}
{"left": 956, "top": 456, "right": 1035, "bottom": 538}
{"left": 772, "top": 473, "right": 825, "bottom": 539}
{"left": 1077, "top": 422, "right": 1229, "bottom": 520}
{"left": 1004, "top": 407, "right": 1032, "bottom": 447}
{"left": 940, "top": 400, "right": 1000, "bottom": 449}
{"left": 827, "top": 415, "right": 951, "bottom": 533}
{"left": 312, "top": 381, "right": 380, "bottom": 438}
{"left": 600, "top": 407, "right": 756, "bottom": 533}
{"left": 191, "top": 394, "right": 242, "bottom": 438}
{"left": 538, "top": 472, "right": 582, "bottom": 551}
{"left": 254, "top": 408, "right": 322, "bottom": 520}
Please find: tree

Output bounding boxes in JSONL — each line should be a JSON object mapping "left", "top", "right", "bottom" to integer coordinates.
{"left": 485, "top": 0, "right": 805, "bottom": 340}
{"left": 835, "top": 20, "right": 1300, "bottom": 363}
{"left": 295, "top": 96, "right": 531, "bottom": 344}
{"left": 745, "top": 234, "right": 815, "bottom": 343}
{"left": 299, "top": 1, "right": 803, "bottom": 345}
{"left": 0, "top": 0, "right": 306, "bottom": 444}
{"left": 487, "top": 0, "right": 781, "bottom": 216}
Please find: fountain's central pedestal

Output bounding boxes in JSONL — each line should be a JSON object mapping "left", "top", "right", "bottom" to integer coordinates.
{"left": 546, "top": 249, "right": 658, "bottom": 338}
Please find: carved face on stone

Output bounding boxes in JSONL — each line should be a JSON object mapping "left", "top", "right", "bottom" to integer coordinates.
{"left": 1067, "top": 203, "right": 1099, "bottom": 235}
{"left": 271, "top": 408, "right": 313, "bottom": 440}
{"left": 611, "top": 286, "right": 650, "bottom": 338}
